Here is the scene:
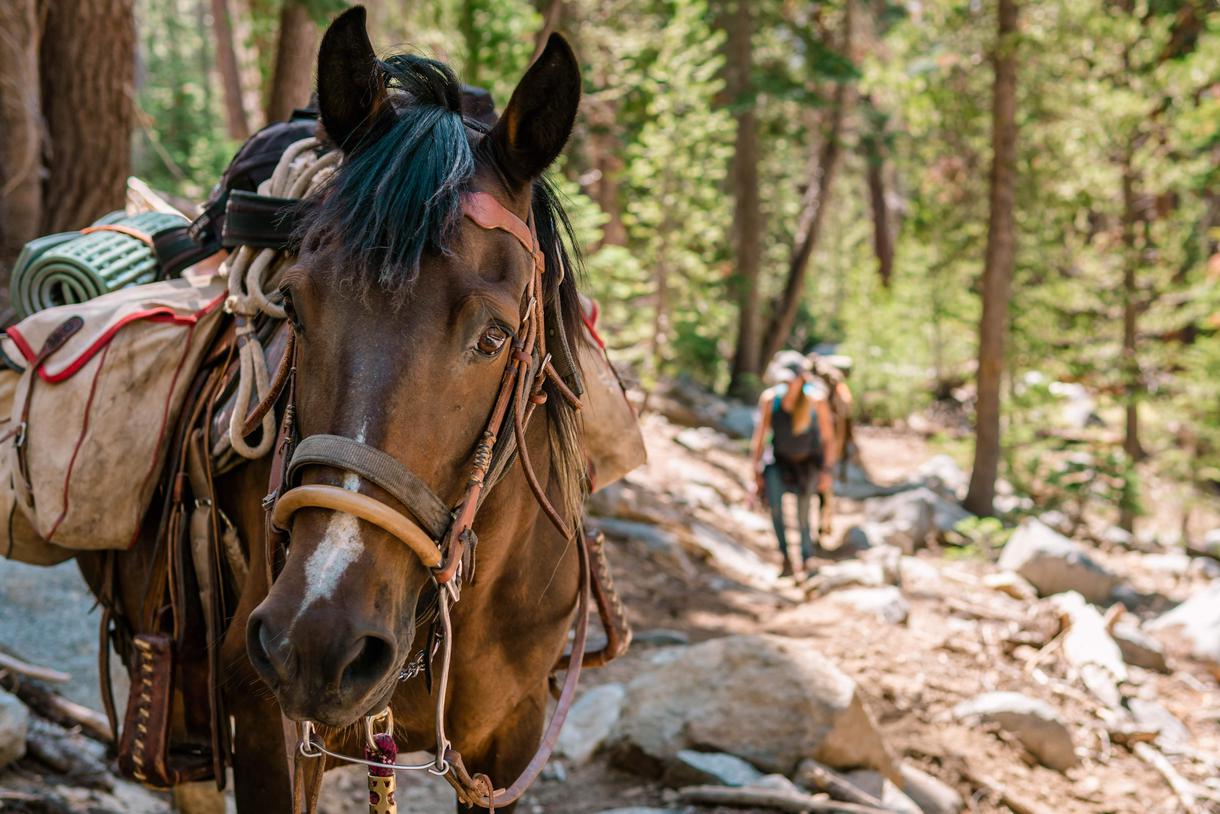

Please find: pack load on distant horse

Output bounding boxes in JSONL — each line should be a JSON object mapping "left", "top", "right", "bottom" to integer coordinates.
{"left": 0, "top": 8, "right": 644, "bottom": 811}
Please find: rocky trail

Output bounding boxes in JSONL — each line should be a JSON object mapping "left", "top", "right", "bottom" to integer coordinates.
{"left": 2, "top": 391, "right": 1219, "bottom": 814}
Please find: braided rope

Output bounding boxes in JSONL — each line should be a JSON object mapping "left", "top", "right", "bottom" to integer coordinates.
{"left": 225, "top": 138, "right": 337, "bottom": 459}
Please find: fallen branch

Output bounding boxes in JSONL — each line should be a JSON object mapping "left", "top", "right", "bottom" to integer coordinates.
{"left": 0, "top": 651, "right": 71, "bottom": 684}
{"left": 1133, "top": 742, "right": 1208, "bottom": 814}
{"left": 678, "top": 785, "right": 893, "bottom": 813}
{"left": 0, "top": 673, "right": 112, "bottom": 743}
{"left": 794, "top": 760, "right": 889, "bottom": 808}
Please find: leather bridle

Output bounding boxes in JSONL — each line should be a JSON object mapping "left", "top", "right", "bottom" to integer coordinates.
{"left": 253, "top": 190, "right": 589, "bottom": 810}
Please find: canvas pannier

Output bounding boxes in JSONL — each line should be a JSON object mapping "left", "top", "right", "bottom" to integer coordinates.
{"left": 0, "top": 274, "right": 226, "bottom": 564}
{"left": 578, "top": 296, "right": 646, "bottom": 491}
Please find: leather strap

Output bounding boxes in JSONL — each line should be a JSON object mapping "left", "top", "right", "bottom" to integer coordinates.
{"left": 286, "top": 433, "right": 450, "bottom": 540}
{"left": 271, "top": 485, "right": 441, "bottom": 568}
{"left": 462, "top": 192, "right": 543, "bottom": 273}
{"left": 222, "top": 190, "right": 303, "bottom": 250}
{"left": 80, "top": 223, "right": 154, "bottom": 246}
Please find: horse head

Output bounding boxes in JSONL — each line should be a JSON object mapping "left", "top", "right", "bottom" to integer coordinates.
{"left": 245, "top": 5, "right": 583, "bottom": 727}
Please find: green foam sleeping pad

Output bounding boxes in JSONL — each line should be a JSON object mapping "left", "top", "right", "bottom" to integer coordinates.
{"left": 10, "top": 211, "right": 189, "bottom": 319}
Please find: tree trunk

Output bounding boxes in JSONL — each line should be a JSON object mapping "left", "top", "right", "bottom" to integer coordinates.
{"left": 531, "top": 0, "right": 565, "bottom": 63}
{"left": 39, "top": 0, "right": 135, "bottom": 235}
{"left": 0, "top": 0, "right": 44, "bottom": 281}
{"left": 723, "top": 0, "right": 764, "bottom": 398}
{"left": 265, "top": 0, "right": 317, "bottom": 123}
{"left": 211, "top": 0, "right": 250, "bottom": 138}
{"left": 1118, "top": 149, "right": 1143, "bottom": 531}
{"left": 963, "top": 0, "right": 1020, "bottom": 517}
{"left": 862, "top": 96, "right": 894, "bottom": 288}
{"left": 759, "top": 0, "right": 853, "bottom": 367}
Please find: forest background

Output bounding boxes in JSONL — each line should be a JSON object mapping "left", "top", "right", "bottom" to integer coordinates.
{"left": 0, "top": 0, "right": 1217, "bottom": 540}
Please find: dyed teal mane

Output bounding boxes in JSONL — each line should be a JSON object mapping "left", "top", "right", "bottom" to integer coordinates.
{"left": 300, "top": 54, "right": 474, "bottom": 297}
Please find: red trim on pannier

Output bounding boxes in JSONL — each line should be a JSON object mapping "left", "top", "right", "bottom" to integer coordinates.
{"left": 6, "top": 292, "right": 226, "bottom": 384}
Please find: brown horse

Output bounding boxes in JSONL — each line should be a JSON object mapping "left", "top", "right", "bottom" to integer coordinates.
{"left": 78, "top": 7, "right": 588, "bottom": 812}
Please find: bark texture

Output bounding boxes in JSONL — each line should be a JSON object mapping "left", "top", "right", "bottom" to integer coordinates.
{"left": 0, "top": 0, "right": 44, "bottom": 277}
{"left": 963, "top": 0, "right": 1020, "bottom": 517}
{"left": 723, "top": 0, "right": 764, "bottom": 398}
{"left": 210, "top": 0, "right": 249, "bottom": 139}
{"left": 265, "top": 0, "right": 317, "bottom": 123}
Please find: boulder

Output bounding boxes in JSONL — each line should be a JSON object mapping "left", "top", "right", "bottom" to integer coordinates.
{"left": 825, "top": 586, "right": 910, "bottom": 625}
{"left": 1200, "top": 528, "right": 1220, "bottom": 559}
{"left": 865, "top": 488, "right": 971, "bottom": 551}
{"left": 685, "top": 523, "right": 776, "bottom": 585}
{"left": 1038, "top": 510, "right": 1074, "bottom": 535}
{"left": 718, "top": 404, "right": 757, "bottom": 439}
{"left": 845, "top": 770, "right": 922, "bottom": 814}
{"left": 1111, "top": 622, "right": 1168, "bottom": 673}
{"left": 557, "top": 683, "right": 625, "bottom": 765}
{"left": 0, "top": 688, "right": 29, "bottom": 768}
{"left": 591, "top": 518, "right": 680, "bottom": 557}
{"left": 898, "top": 764, "right": 964, "bottom": 814}
{"left": 997, "top": 519, "right": 1120, "bottom": 604}
{"left": 1049, "top": 591, "right": 1127, "bottom": 709}
{"left": 1147, "top": 584, "right": 1220, "bottom": 677}
{"left": 898, "top": 556, "right": 942, "bottom": 594}
{"left": 837, "top": 524, "right": 895, "bottom": 557}
{"left": 805, "top": 560, "right": 891, "bottom": 597}
{"left": 952, "top": 691, "right": 1078, "bottom": 771}
{"left": 1127, "top": 698, "right": 1189, "bottom": 747}
{"left": 610, "top": 635, "right": 895, "bottom": 779}
{"left": 666, "top": 750, "right": 763, "bottom": 787}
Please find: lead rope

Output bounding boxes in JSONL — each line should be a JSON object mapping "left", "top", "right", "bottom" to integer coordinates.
{"left": 225, "top": 137, "right": 339, "bottom": 458}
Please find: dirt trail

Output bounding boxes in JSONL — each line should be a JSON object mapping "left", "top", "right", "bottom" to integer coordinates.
{"left": 2, "top": 412, "right": 1218, "bottom": 813}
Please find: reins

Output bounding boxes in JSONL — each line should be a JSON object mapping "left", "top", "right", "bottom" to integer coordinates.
{"left": 250, "top": 189, "right": 589, "bottom": 811}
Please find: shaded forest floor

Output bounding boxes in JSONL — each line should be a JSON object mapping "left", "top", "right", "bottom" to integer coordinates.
{"left": 2, "top": 410, "right": 1218, "bottom": 813}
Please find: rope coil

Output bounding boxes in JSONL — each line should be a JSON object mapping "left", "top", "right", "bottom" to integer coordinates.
{"left": 224, "top": 138, "right": 336, "bottom": 459}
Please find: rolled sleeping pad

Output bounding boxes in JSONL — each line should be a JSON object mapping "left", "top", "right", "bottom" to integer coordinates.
{"left": 10, "top": 211, "right": 189, "bottom": 319}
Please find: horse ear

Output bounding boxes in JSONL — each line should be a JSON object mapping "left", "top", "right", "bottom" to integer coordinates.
{"left": 486, "top": 34, "right": 581, "bottom": 188}
{"left": 316, "top": 6, "right": 390, "bottom": 153}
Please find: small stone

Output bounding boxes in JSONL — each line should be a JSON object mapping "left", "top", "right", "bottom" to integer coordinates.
{"left": 1147, "top": 584, "right": 1220, "bottom": 677}
{"left": 953, "top": 691, "right": 1078, "bottom": 771}
{"left": 845, "top": 769, "right": 922, "bottom": 814}
{"left": 983, "top": 571, "right": 1037, "bottom": 601}
{"left": 557, "top": 683, "right": 625, "bottom": 765}
{"left": 632, "top": 629, "right": 690, "bottom": 647}
{"left": 997, "top": 519, "right": 1120, "bottom": 604}
{"left": 666, "top": 750, "right": 763, "bottom": 787}
{"left": 0, "top": 688, "right": 29, "bottom": 768}
{"left": 1111, "top": 622, "right": 1169, "bottom": 673}
{"left": 746, "top": 774, "right": 805, "bottom": 795}
{"left": 898, "top": 764, "right": 964, "bottom": 814}
{"left": 826, "top": 586, "right": 910, "bottom": 625}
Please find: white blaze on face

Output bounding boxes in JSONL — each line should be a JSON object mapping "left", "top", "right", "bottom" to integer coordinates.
{"left": 295, "top": 422, "right": 368, "bottom": 617}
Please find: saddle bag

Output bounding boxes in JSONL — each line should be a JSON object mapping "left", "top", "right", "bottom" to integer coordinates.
{"left": 0, "top": 274, "right": 226, "bottom": 564}
{"left": 577, "top": 297, "right": 646, "bottom": 491}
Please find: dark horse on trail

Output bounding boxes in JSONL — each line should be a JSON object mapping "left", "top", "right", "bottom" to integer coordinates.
{"left": 75, "top": 7, "right": 597, "bottom": 812}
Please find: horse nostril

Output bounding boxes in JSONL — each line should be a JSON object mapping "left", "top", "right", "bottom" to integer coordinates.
{"left": 247, "top": 613, "right": 287, "bottom": 684}
{"left": 340, "top": 634, "right": 395, "bottom": 693}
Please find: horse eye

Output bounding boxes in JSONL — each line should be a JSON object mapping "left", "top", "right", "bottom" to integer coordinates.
{"left": 281, "top": 289, "right": 303, "bottom": 332}
{"left": 476, "top": 325, "right": 510, "bottom": 356}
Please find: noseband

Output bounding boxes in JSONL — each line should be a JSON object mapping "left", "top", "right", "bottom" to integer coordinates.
{"left": 255, "top": 191, "right": 588, "bottom": 810}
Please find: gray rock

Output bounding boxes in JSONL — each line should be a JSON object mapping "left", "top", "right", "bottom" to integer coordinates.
{"left": 838, "top": 524, "right": 892, "bottom": 556}
{"left": 1147, "top": 584, "right": 1220, "bottom": 677}
{"left": 845, "top": 770, "right": 922, "bottom": 814}
{"left": 898, "top": 556, "right": 942, "bottom": 594}
{"left": 899, "top": 764, "right": 964, "bottom": 814}
{"left": 633, "top": 628, "right": 690, "bottom": 647}
{"left": 953, "top": 691, "right": 1078, "bottom": 771}
{"left": 686, "top": 523, "right": 776, "bottom": 585}
{"left": 865, "top": 488, "right": 971, "bottom": 551}
{"left": 719, "top": 404, "right": 757, "bottom": 439}
{"left": 997, "top": 519, "right": 1120, "bottom": 604}
{"left": 667, "top": 750, "right": 763, "bottom": 787}
{"left": 557, "top": 683, "right": 625, "bottom": 765}
{"left": 0, "top": 688, "right": 29, "bottom": 768}
{"left": 1102, "top": 526, "right": 1135, "bottom": 549}
{"left": 805, "top": 560, "right": 891, "bottom": 596}
{"left": 595, "top": 809, "right": 682, "bottom": 814}
{"left": 611, "top": 634, "right": 895, "bottom": 778}
{"left": 592, "top": 517, "right": 680, "bottom": 555}
{"left": 1112, "top": 622, "right": 1169, "bottom": 673}
{"left": 826, "top": 586, "right": 910, "bottom": 625}
{"left": 915, "top": 455, "right": 968, "bottom": 500}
